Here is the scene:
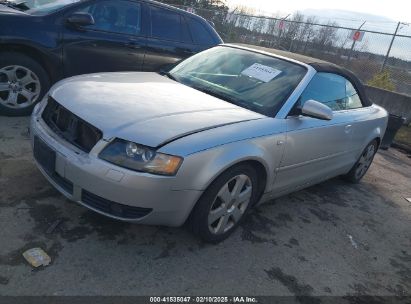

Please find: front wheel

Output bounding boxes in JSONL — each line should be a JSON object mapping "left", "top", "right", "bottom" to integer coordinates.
{"left": 343, "top": 140, "right": 378, "bottom": 183}
{"left": 189, "top": 164, "right": 259, "bottom": 243}
{"left": 0, "top": 52, "right": 50, "bottom": 116}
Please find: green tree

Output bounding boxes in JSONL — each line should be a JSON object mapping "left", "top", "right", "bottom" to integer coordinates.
{"left": 367, "top": 70, "right": 396, "bottom": 91}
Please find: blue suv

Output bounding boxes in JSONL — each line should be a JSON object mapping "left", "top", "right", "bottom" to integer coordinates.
{"left": 0, "top": 0, "right": 222, "bottom": 115}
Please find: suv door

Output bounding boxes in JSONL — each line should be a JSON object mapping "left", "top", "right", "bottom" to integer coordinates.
{"left": 274, "top": 73, "right": 358, "bottom": 193}
{"left": 143, "top": 5, "right": 197, "bottom": 71}
{"left": 62, "top": 0, "right": 147, "bottom": 77}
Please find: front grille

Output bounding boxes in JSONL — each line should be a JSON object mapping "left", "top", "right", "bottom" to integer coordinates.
{"left": 42, "top": 97, "right": 102, "bottom": 153}
{"left": 81, "top": 190, "right": 152, "bottom": 219}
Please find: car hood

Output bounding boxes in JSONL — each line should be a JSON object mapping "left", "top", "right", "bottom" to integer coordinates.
{"left": 49, "top": 72, "right": 265, "bottom": 147}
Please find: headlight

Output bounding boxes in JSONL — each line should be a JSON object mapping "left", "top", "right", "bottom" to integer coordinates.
{"left": 99, "top": 139, "right": 183, "bottom": 176}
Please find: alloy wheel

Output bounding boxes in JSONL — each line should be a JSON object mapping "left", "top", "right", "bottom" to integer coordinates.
{"left": 208, "top": 174, "right": 252, "bottom": 235}
{"left": 0, "top": 65, "right": 41, "bottom": 109}
{"left": 355, "top": 144, "right": 375, "bottom": 179}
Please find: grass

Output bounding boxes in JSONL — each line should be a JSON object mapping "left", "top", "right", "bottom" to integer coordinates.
{"left": 394, "top": 125, "right": 411, "bottom": 148}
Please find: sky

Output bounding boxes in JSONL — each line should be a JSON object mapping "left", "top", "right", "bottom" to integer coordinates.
{"left": 227, "top": 0, "right": 411, "bottom": 23}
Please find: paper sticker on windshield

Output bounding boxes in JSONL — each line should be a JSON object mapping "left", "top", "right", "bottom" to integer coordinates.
{"left": 241, "top": 63, "right": 282, "bottom": 82}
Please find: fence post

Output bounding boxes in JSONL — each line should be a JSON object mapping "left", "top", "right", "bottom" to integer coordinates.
{"left": 226, "top": 8, "right": 238, "bottom": 42}
{"left": 346, "top": 21, "right": 366, "bottom": 65}
{"left": 381, "top": 22, "right": 401, "bottom": 72}
{"left": 276, "top": 14, "right": 290, "bottom": 48}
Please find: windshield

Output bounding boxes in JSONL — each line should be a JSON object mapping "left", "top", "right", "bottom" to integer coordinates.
{"left": 169, "top": 46, "right": 307, "bottom": 117}
{"left": 10, "top": 0, "right": 82, "bottom": 14}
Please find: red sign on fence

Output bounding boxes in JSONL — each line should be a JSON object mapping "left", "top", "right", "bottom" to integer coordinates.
{"left": 351, "top": 30, "right": 365, "bottom": 41}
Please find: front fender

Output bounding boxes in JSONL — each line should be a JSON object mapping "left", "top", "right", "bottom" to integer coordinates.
{"left": 160, "top": 118, "right": 287, "bottom": 193}
{"left": 169, "top": 134, "right": 285, "bottom": 193}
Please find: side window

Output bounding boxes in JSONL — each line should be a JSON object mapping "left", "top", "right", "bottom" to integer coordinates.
{"left": 299, "top": 73, "right": 363, "bottom": 111}
{"left": 346, "top": 81, "right": 363, "bottom": 109}
{"left": 78, "top": 0, "right": 142, "bottom": 35}
{"left": 150, "top": 6, "right": 182, "bottom": 41}
{"left": 188, "top": 18, "right": 215, "bottom": 45}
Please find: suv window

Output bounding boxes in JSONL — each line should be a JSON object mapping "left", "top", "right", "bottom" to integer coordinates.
{"left": 79, "top": 0, "right": 142, "bottom": 36}
{"left": 299, "top": 73, "right": 363, "bottom": 111}
{"left": 188, "top": 18, "right": 215, "bottom": 45}
{"left": 150, "top": 6, "right": 190, "bottom": 42}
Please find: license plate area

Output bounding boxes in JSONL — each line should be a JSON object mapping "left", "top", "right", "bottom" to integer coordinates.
{"left": 33, "top": 136, "right": 56, "bottom": 175}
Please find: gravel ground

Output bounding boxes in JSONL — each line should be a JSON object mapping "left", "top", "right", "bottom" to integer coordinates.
{"left": 0, "top": 116, "right": 410, "bottom": 298}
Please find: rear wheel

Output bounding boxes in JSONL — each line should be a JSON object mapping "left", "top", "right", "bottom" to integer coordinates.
{"left": 343, "top": 140, "right": 378, "bottom": 183}
{"left": 189, "top": 164, "right": 259, "bottom": 243}
{"left": 0, "top": 53, "right": 50, "bottom": 116}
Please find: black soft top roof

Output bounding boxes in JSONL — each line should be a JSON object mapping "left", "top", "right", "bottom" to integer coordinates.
{"left": 229, "top": 44, "right": 372, "bottom": 106}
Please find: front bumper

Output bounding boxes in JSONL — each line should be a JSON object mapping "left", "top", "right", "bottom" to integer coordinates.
{"left": 30, "top": 105, "right": 202, "bottom": 227}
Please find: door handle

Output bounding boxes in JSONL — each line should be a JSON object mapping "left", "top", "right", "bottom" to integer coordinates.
{"left": 345, "top": 125, "right": 352, "bottom": 133}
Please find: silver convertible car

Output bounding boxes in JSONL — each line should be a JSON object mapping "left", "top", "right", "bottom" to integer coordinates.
{"left": 30, "top": 44, "right": 388, "bottom": 242}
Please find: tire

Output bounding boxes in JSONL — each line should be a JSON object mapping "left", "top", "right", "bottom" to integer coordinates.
{"left": 343, "top": 140, "right": 378, "bottom": 183}
{"left": 188, "top": 164, "right": 259, "bottom": 243}
{"left": 0, "top": 52, "right": 50, "bottom": 116}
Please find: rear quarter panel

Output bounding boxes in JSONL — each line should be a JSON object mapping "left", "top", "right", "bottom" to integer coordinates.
{"left": 350, "top": 104, "right": 388, "bottom": 158}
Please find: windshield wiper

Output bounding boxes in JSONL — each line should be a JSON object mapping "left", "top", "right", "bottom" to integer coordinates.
{"left": 194, "top": 86, "right": 260, "bottom": 113}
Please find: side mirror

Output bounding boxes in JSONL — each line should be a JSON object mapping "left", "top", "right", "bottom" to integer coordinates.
{"left": 301, "top": 99, "right": 333, "bottom": 120}
{"left": 66, "top": 12, "right": 95, "bottom": 27}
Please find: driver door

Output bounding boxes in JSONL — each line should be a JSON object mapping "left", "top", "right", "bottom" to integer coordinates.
{"left": 274, "top": 73, "right": 356, "bottom": 192}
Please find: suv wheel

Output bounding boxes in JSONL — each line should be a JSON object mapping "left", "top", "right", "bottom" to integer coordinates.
{"left": 189, "top": 164, "right": 259, "bottom": 243}
{"left": 0, "top": 53, "right": 50, "bottom": 116}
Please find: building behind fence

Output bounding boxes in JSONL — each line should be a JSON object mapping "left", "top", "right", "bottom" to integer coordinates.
{"left": 160, "top": 2, "right": 411, "bottom": 96}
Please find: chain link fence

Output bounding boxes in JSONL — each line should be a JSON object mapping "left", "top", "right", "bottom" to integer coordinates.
{"left": 162, "top": 3, "right": 411, "bottom": 96}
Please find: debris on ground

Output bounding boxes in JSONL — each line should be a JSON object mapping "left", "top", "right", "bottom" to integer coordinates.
{"left": 405, "top": 197, "right": 411, "bottom": 203}
{"left": 347, "top": 234, "right": 358, "bottom": 249}
{"left": 22, "top": 248, "right": 51, "bottom": 268}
